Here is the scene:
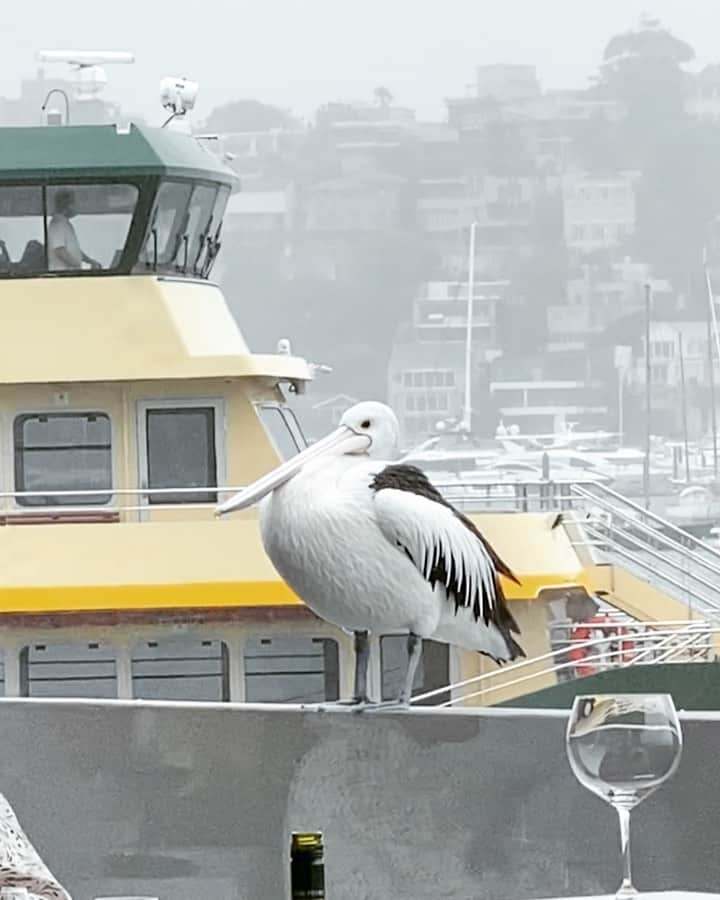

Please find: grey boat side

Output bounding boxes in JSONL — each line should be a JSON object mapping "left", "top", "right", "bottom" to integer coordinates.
{"left": 0, "top": 698, "right": 716, "bottom": 900}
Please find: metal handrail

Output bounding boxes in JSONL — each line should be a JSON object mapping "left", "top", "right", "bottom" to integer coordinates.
{"left": 571, "top": 480, "right": 720, "bottom": 564}
{"left": 651, "top": 630, "right": 706, "bottom": 665}
{"left": 441, "top": 633, "right": 710, "bottom": 707}
{"left": 0, "top": 485, "right": 244, "bottom": 499}
{"left": 580, "top": 519, "right": 720, "bottom": 615}
{"left": 570, "top": 490, "right": 720, "bottom": 580}
{"left": 410, "top": 621, "right": 717, "bottom": 705}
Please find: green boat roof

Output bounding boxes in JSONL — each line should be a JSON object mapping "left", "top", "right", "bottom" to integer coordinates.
{"left": 0, "top": 123, "right": 237, "bottom": 185}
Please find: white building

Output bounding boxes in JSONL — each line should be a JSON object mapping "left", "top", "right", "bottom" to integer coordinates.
{"left": 490, "top": 379, "right": 608, "bottom": 434}
{"left": 631, "top": 320, "right": 709, "bottom": 388}
{"left": 412, "top": 279, "right": 507, "bottom": 347}
{"left": 387, "top": 279, "right": 507, "bottom": 440}
{"left": 224, "top": 187, "right": 295, "bottom": 233}
{"left": 562, "top": 172, "right": 640, "bottom": 254}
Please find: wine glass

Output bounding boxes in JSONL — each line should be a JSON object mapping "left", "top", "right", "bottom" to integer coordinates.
{"left": 566, "top": 694, "right": 682, "bottom": 899}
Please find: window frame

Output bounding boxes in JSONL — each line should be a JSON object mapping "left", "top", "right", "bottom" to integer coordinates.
{"left": 136, "top": 398, "right": 226, "bottom": 507}
{"left": 12, "top": 408, "right": 115, "bottom": 508}
{"left": 0, "top": 177, "right": 149, "bottom": 279}
{"left": 130, "top": 636, "right": 231, "bottom": 702}
{"left": 254, "top": 401, "right": 308, "bottom": 459}
{"left": 18, "top": 640, "right": 118, "bottom": 699}
{"left": 136, "top": 178, "right": 229, "bottom": 280}
{"left": 243, "top": 635, "right": 340, "bottom": 704}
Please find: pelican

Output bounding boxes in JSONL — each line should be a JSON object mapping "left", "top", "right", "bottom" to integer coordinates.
{"left": 216, "top": 401, "right": 524, "bottom": 707}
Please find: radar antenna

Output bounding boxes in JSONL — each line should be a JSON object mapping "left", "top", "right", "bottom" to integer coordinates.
{"left": 37, "top": 50, "right": 134, "bottom": 123}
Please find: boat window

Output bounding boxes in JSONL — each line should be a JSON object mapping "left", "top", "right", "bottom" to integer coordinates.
{"left": 200, "top": 185, "right": 230, "bottom": 278}
{"left": 19, "top": 642, "right": 117, "bottom": 698}
{"left": 0, "top": 653, "right": 4, "bottom": 696}
{"left": 380, "top": 636, "right": 449, "bottom": 705}
{"left": 131, "top": 638, "right": 230, "bottom": 701}
{"left": 14, "top": 412, "right": 113, "bottom": 507}
{"left": 46, "top": 183, "right": 138, "bottom": 271}
{"left": 184, "top": 184, "right": 217, "bottom": 274}
{"left": 139, "top": 180, "right": 193, "bottom": 270}
{"left": 244, "top": 637, "right": 339, "bottom": 703}
{"left": 0, "top": 186, "right": 45, "bottom": 275}
{"left": 144, "top": 406, "right": 218, "bottom": 504}
{"left": 255, "top": 403, "right": 306, "bottom": 459}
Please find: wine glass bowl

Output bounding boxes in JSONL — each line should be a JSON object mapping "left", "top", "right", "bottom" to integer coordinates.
{"left": 566, "top": 694, "right": 682, "bottom": 898}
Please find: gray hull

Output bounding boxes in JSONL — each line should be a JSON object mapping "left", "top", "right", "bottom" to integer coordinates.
{"left": 0, "top": 699, "right": 717, "bottom": 899}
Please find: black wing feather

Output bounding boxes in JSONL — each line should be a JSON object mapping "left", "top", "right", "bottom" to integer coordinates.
{"left": 370, "top": 463, "right": 522, "bottom": 636}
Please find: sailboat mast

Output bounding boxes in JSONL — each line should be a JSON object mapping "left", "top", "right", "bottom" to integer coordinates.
{"left": 704, "top": 252, "right": 719, "bottom": 479}
{"left": 462, "top": 222, "right": 477, "bottom": 433}
{"left": 678, "top": 330, "right": 691, "bottom": 484}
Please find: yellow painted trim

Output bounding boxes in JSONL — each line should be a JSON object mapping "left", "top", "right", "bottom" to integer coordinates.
{"left": 0, "top": 572, "right": 592, "bottom": 615}
{"left": 0, "top": 581, "right": 301, "bottom": 614}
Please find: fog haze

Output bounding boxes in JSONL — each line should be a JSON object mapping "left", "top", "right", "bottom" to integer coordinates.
{"left": 2, "top": 0, "right": 718, "bottom": 122}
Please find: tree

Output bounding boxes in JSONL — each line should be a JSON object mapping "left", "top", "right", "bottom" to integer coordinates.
{"left": 374, "top": 86, "right": 394, "bottom": 108}
{"left": 203, "top": 99, "right": 296, "bottom": 133}
{"left": 595, "top": 16, "right": 694, "bottom": 142}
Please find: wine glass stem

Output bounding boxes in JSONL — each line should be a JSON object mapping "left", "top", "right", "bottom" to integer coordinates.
{"left": 616, "top": 805, "right": 636, "bottom": 897}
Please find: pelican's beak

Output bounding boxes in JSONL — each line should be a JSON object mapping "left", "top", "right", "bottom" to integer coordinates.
{"left": 215, "top": 425, "right": 370, "bottom": 517}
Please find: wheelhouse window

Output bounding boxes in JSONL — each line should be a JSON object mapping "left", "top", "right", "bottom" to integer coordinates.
{"left": 380, "top": 636, "right": 449, "bottom": 705}
{"left": 0, "top": 186, "right": 45, "bottom": 274}
{"left": 244, "top": 637, "right": 339, "bottom": 703}
{"left": 138, "top": 180, "right": 230, "bottom": 278}
{"left": 202, "top": 185, "right": 230, "bottom": 278}
{"left": 19, "top": 642, "right": 117, "bottom": 698}
{"left": 185, "top": 184, "right": 217, "bottom": 274}
{"left": 255, "top": 403, "right": 307, "bottom": 459}
{"left": 143, "top": 405, "right": 218, "bottom": 504}
{"left": 140, "top": 180, "right": 193, "bottom": 270}
{"left": 46, "top": 183, "right": 138, "bottom": 271}
{"left": 131, "top": 638, "right": 230, "bottom": 701}
{"left": 14, "top": 412, "right": 112, "bottom": 506}
{"left": 0, "top": 183, "right": 138, "bottom": 277}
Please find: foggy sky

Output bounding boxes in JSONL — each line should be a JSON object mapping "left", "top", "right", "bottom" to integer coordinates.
{"left": 3, "top": 0, "right": 719, "bottom": 126}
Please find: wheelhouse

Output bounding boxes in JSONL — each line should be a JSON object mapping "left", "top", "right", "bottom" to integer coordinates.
{"left": 0, "top": 124, "right": 234, "bottom": 280}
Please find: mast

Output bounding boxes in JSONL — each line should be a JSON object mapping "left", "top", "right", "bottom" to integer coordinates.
{"left": 704, "top": 251, "right": 719, "bottom": 479}
{"left": 462, "top": 221, "right": 477, "bottom": 433}
{"left": 678, "top": 330, "right": 691, "bottom": 484}
{"left": 643, "top": 282, "right": 652, "bottom": 509}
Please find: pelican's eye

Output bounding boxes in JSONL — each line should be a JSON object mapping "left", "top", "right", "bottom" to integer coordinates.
{"left": 360, "top": 419, "right": 371, "bottom": 429}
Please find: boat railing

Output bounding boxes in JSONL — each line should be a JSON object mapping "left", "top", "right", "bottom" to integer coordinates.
{"left": 0, "top": 485, "right": 248, "bottom": 519}
{"left": 410, "top": 619, "right": 720, "bottom": 707}
{"left": 0, "top": 477, "right": 608, "bottom": 519}
{"left": 433, "top": 477, "right": 720, "bottom": 617}
{"left": 1, "top": 476, "right": 718, "bottom": 615}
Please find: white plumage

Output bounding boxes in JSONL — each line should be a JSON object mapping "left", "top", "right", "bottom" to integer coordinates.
{"left": 217, "top": 401, "right": 524, "bottom": 706}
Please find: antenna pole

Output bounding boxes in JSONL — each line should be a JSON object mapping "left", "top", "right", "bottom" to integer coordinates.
{"left": 41, "top": 88, "right": 70, "bottom": 124}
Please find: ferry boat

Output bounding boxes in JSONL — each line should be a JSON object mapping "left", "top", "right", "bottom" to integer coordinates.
{"left": 0, "top": 71, "right": 619, "bottom": 714}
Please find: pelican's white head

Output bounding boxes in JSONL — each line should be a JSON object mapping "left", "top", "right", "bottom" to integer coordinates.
{"left": 215, "top": 400, "right": 399, "bottom": 516}
{"left": 338, "top": 401, "right": 399, "bottom": 460}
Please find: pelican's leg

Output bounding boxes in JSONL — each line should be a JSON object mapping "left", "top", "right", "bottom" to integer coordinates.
{"left": 399, "top": 633, "right": 423, "bottom": 705}
{"left": 352, "top": 629, "right": 371, "bottom": 704}
{"left": 331, "top": 630, "right": 372, "bottom": 708}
